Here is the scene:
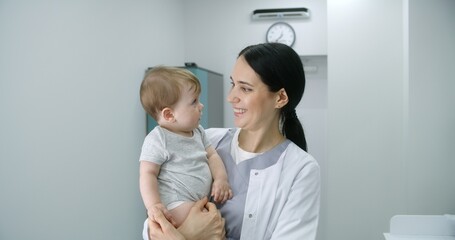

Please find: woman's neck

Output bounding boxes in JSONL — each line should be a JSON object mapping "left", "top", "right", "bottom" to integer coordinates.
{"left": 238, "top": 127, "right": 285, "bottom": 153}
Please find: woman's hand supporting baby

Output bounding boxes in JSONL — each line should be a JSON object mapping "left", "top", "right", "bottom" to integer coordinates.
{"left": 149, "top": 197, "right": 226, "bottom": 240}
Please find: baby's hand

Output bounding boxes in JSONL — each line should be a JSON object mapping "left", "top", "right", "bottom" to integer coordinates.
{"left": 211, "top": 179, "right": 233, "bottom": 203}
{"left": 148, "top": 203, "right": 177, "bottom": 227}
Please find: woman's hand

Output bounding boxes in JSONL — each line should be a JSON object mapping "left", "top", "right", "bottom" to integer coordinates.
{"left": 149, "top": 197, "right": 225, "bottom": 240}
{"left": 178, "top": 197, "right": 226, "bottom": 240}
{"left": 148, "top": 207, "right": 185, "bottom": 240}
{"left": 148, "top": 202, "right": 177, "bottom": 227}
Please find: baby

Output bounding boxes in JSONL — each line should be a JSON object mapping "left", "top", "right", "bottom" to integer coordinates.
{"left": 139, "top": 66, "right": 232, "bottom": 227}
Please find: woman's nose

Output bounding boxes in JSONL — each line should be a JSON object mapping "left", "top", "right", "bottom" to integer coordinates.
{"left": 227, "top": 88, "right": 239, "bottom": 103}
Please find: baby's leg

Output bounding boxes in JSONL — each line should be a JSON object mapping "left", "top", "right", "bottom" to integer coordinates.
{"left": 169, "top": 201, "right": 195, "bottom": 227}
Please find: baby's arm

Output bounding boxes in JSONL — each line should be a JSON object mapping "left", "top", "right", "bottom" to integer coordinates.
{"left": 206, "top": 146, "right": 233, "bottom": 203}
{"left": 139, "top": 161, "right": 176, "bottom": 225}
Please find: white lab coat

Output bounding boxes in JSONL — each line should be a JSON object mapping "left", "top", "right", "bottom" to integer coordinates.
{"left": 207, "top": 128, "right": 320, "bottom": 240}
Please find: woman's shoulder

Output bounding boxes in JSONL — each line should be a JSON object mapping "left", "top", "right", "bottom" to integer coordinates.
{"left": 205, "top": 128, "right": 235, "bottom": 146}
{"left": 284, "top": 141, "right": 319, "bottom": 168}
{"left": 205, "top": 127, "right": 232, "bottom": 134}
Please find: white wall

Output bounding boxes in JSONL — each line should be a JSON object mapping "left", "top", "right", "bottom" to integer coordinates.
{"left": 327, "top": 1, "right": 406, "bottom": 239}
{"left": 0, "top": 0, "right": 185, "bottom": 239}
{"left": 406, "top": 0, "right": 455, "bottom": 214}
{"left": 327, "top": 0, "right": 455, "bottom": 239}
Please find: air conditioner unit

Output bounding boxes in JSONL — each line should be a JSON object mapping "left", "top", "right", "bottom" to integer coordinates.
{"left": 252, "top": 7, "right": 310, "bottom": 20}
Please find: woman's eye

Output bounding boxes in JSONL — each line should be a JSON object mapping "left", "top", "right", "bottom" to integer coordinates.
{"left": 241, "top": 87, "right": 252, "bottom": 92}
{"left": 230, "top": 81, "right": 251, "bottom": 92}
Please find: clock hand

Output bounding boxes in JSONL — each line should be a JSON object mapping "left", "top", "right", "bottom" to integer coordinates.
{"left": 275, "top": 32, "right": 283, "bottom": 41}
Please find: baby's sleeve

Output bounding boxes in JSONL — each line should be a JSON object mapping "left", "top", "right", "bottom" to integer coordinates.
{"left": 139, "top": 128, "right": 168, "bottom": 165}
{"left": 198, "top": 125, "right": 211, "bottom": 149}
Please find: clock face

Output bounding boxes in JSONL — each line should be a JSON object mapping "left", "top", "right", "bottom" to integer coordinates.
{"left": 266, "top": 22, "right": 296, "bottom": 47}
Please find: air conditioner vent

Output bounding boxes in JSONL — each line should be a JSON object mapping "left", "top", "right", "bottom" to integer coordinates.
{"left": 252, "top": 7, "right": 310, "bottom": 20}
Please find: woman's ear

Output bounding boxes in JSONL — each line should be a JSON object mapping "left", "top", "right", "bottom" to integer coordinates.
{"left": 161, "top": 107, "right": 175, "bottom": 122}
{"left": 275, "top": 88, "right": 289, "bottom": 109}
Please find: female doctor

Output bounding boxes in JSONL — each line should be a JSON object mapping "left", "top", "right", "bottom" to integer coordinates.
{"left": 145, "top": 42, "right": 321, "bottom": 240}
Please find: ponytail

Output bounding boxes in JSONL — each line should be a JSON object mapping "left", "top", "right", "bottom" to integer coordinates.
{"left": 282, "top": 109, "right": 307, "bottom": 152}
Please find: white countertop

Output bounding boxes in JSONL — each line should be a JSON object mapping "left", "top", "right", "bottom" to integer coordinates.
{"left": 384, "top": 233, "right": 455, "bottom": 240}
{"left": 384, "top": 215, "right": 455, "bottom": 240}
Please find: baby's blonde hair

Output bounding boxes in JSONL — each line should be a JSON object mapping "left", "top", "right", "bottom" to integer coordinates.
{"left": 140, "top": 66, "right": 201, "bottom": 121}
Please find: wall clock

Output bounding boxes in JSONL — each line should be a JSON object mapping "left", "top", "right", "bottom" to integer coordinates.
{"left": 266, "top": 22, "right": 296, "bottom": 47}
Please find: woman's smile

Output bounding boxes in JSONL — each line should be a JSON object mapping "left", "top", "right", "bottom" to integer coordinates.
{"left": 233, "top": 108, "right": 246, "bottom": 117}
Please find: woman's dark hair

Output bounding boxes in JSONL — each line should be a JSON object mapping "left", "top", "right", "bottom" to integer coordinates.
{"left": 239, "top": 43, "right": 307, "bottom": 151}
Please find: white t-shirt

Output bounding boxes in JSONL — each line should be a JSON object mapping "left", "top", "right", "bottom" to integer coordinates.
{"left": 139, "top": 125, "right": 212, "bottom": 208}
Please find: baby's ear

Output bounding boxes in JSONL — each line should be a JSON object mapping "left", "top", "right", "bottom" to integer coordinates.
{"left": 161, "top": 107, "right": 175, "bottom": 122}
